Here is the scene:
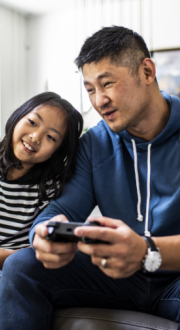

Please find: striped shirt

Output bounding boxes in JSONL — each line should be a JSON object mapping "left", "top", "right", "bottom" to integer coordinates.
{"left": 0, "top": 178, "right": 53, "bottom": 250}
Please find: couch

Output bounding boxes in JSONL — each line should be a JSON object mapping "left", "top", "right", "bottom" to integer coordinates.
{"left": 53, "top": 308, "right": 178, "bottom": 330}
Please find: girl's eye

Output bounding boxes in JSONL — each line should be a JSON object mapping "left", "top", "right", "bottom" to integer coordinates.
{"left": 87, "top": 89, "right": 93, "bottom": 93}
{"left": 47, "top": 135, "right": 56, "bottom": 142}
{"left": 28, "top": 119, "right": 36, "bottom": 126}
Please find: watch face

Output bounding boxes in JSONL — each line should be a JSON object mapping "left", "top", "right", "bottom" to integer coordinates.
{"left": 144, "top": 251, "right": 162, "bottom": 272}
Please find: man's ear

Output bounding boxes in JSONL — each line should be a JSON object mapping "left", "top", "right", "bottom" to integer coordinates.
{"left": 141, "top": 58, "right": 156, "bottom": 85}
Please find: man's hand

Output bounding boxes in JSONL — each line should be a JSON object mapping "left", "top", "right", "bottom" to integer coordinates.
{"left": 74, "top": 217, "right": 147, "bottom": 279}
{"left": 33, "top": 215, "right": 77, "bottom": 269}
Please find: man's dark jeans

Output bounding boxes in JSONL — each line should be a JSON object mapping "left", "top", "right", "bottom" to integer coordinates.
{"left": 0, "top": 248, "right": 180, "bottom": 330}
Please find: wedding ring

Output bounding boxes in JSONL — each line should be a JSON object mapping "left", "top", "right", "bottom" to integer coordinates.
{"left": 101, "top": 258, "right": 107, "bottom": 268}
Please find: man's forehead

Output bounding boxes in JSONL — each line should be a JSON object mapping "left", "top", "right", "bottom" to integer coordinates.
{"left": 82, "top": 58, "right": 118, "bottom": 84}
{"left": 82, "top": 59, "right": 129, "bottom": 86}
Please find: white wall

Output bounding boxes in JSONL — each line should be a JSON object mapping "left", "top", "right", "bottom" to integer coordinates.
{"left": 26, "top": 0, "right": 145, "bottom": 126}
{"left": 1, "top": 0, "right": 180, "bottom": 135}
{"left": 26, "top": 2, "right": 85, "bottom": 111}
{"left": 0, "top": 5, "right": 28, "bottom": 138}
{"left": 150, "top": 0, "right": 180, "bottom": 50}
{"left": 26, "top": 0, "right": 180, "bottom": 127}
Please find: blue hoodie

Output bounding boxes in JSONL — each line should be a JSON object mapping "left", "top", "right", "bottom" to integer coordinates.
{"left": 29, "top": 91, "right": 180, "bottom": 245}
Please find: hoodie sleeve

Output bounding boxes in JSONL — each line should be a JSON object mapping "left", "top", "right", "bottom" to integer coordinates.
{"left": 29, "top": 131, "right": 96, "bottom": 246}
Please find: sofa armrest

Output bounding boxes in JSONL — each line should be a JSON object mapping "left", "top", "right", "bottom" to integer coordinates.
{"left": 53, "top": 308, "right": 178, "bottom": 330}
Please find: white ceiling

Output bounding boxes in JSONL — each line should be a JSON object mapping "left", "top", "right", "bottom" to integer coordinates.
{"left": 0, "top": 0, "right": 65, "bottom": 15}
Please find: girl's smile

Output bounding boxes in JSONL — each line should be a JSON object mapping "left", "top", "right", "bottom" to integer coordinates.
{"left": 22, "top": 140, "right": 36, "bottom": 153}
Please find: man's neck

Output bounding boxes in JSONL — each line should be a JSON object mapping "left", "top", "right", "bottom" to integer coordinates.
{"left": 127, "top": 91, "right": 170, "bottom": 142}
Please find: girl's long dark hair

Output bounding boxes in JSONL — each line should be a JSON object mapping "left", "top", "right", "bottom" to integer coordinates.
{"left": 0, "top": 92, "right": 83, "bottom": 201}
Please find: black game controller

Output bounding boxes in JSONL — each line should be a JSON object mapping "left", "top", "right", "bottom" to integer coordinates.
{"left": 46, "top": 221, "right": 108, "bottom": 244}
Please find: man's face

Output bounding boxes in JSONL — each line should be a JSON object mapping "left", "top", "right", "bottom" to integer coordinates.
{"left": 83, "top": 57, "right": 148, "bottom": 134}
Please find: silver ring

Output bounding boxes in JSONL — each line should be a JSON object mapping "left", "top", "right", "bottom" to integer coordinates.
{"left": 101, "top": 258, "right": 107, "bottom": 268}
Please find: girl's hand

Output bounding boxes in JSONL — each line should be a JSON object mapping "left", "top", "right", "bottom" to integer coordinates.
{"left": 33, "top": 215, "right": 77, "bottom": 269}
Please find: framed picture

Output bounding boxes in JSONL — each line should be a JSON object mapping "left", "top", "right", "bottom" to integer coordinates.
{"left": 151, "top": 49, "right": 180, "bottom": 98}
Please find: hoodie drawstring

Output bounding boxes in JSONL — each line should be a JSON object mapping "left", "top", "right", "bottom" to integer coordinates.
{"left": 131, "top": 139, "right": 152, "bottom": 237}
{"left": 131, "top": 139, "right": 143, "bottom": 222}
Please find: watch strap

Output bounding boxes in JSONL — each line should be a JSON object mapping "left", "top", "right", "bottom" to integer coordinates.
{"left": 143, "top": 236, "right": 158, "bottom": 252}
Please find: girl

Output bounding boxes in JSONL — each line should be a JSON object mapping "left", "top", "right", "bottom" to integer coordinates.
{"left": 0, "top": 91, "right": 83, "bottom": 270}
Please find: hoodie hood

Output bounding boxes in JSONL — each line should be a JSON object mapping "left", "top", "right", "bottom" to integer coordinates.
{"left": 119, "top": 91, "right": 180, "bottom": 237}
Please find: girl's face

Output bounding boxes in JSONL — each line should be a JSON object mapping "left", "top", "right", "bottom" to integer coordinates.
{"left": 12, "top": 105, "right": 67, "bottom": 172}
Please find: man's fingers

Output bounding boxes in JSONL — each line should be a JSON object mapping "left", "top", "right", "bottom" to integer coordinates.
{"left": 33, "top": 234, "right": 77, "bottom": 255}
{"left": 48, "top": 214, "right": 69, "bottom": 223}
{"left": 77, "top": 241, "right": 113, "bottom": 256}
{"left": 91, "top": 255, "right": 123, "bottom": 279}
{"left": 36, "top": 250, "right": 75, "bottom": 264}
{"left": 34, "top": 239, "right": 77, "bottom": 269}
{"left": 35, "top": 223, "right": 48, "bottom": 238}
{"left": 33, "top": 215, "right": 76, "bottom": 270}
{"left": 87, "top": 217, "right": 124, "bottom": 229}
{"left": 75, "top": 225, "right": 122, "bottom": 244}
{"left": 91, "top": 255, "right": 134, "bottom": 279}
{"left": 34, "top": 215, "right": 69, "bottom": 239}
{"left": 38, "top": 253, "right": 75, "bottom": 269}
{"left": 91, "top": 255, "right": 125, "bottom": 269}
{"left": 43, "top": 255, "right": 75, "bottom": 269}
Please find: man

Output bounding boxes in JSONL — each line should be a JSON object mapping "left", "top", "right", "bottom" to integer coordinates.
{"left": 0, "top": 26, "right": 180, "bottom": 330}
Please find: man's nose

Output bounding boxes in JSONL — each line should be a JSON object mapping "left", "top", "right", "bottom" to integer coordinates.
{"left": 95, "top": 91, "right": 110, "bottom": 109}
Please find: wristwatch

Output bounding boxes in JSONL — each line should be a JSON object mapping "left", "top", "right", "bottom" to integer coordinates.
{"left": 142, "top": 236, "right": 162, "bottom": 272}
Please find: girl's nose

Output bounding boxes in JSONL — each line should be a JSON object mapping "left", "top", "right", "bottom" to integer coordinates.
{"left": 29, "top": 132, "right": 41, "bottom": 144}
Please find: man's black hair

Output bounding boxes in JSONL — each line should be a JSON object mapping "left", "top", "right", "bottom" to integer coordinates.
{"left": 76, "top": 26, "right": 151, "bottom": 75}
{"left": 0, "top": 92, "right": 83, "bottom": 201}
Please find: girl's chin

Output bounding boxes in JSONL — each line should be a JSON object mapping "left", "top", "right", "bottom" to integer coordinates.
{"left": 20, "top": 160, "right": 34, "bottom": 167}
{"left": 13, "top": 154, "right": 34, "bottom": 169}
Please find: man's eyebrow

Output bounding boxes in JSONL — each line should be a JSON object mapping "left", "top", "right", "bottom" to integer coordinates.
{"left": 84, "top": 72, "right": 113, "bottom": 85}
{"left": 34, "top": 112, "right": 62, "bottom": 138}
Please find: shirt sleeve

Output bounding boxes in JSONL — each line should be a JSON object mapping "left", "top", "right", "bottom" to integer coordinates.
{"left": 29, "top": 132, "right": 96, "bottom": 246}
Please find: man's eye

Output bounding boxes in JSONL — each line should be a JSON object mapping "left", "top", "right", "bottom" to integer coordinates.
{"left": 47, "top": 135, "right": 56, "bottom": 142}
{"left": 104, "top": 82, "right": 111, "bottom": 87}
{"left": 28, "top": 119, "right": 36, "bottom": 126}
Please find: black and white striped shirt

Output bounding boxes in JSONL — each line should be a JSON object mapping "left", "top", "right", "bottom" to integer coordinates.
{"left": 0, "top": 178, "right": 53, "bottom": 250}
